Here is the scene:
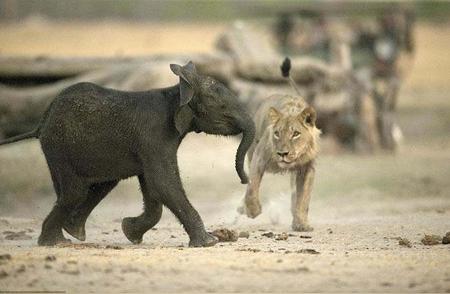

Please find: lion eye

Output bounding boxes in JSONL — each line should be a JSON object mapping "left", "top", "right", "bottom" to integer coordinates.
{"left": 292, "top": 131, "right": 301, "bottom": 138}
{"left": 274, "top": 131, "right": 280, "bottom": 139}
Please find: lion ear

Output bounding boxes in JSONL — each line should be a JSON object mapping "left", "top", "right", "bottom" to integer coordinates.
{"left": 268, "top": 107, "right": 281, "bottom": 124}
{"left": 300, "top": 106, "right": 316, "bottom": 126}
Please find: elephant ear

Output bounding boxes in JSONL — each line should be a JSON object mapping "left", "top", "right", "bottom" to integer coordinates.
{"left": 174, "top": 105, "right": 195, "bottom": 135}
{"left": 170, "top": 62, "right": 197, "bottom": 106}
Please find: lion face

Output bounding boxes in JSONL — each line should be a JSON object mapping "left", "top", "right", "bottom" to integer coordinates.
{"left": 268, "top": 105, "right": 320, "bottom": 169}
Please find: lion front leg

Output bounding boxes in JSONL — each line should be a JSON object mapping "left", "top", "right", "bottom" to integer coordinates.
{"left": 238, "top": 142, "right": 268, "bottom": 219}
{"left": 291, "top": 162, "right": 315, "bottom": 232}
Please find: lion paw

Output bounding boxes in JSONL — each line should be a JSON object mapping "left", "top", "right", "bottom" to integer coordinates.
{"left": 292, "top": 222, "right": 313, "bottom": 232}
{"left": 244, "top": 200, "right": 262, "bottom": 219}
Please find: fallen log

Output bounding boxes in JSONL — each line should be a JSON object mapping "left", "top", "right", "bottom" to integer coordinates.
{"left": 0, "top": 53, "right": 235, "bottom": 138}
{"left": 0, "top": 53, "right": 234, "bottom": 82}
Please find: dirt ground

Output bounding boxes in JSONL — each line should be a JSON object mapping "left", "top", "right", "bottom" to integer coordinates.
{"left": 0, "top": 20, "right": 450, "bottom": 293}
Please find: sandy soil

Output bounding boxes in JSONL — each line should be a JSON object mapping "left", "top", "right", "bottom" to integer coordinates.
{"left": 1, "top": 191, "right": 450, "bottom": 293}
{"left": 0, "top": 20, "right": 450, "bottom": 293}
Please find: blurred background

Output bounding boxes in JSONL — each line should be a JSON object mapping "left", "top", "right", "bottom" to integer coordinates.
{"left": 0, "top": 0, "right": 449, "bottom": 228}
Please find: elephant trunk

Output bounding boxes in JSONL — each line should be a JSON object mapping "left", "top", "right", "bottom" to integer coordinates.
{"left": 235, "top": 115, "right": 255, "bottom": 184}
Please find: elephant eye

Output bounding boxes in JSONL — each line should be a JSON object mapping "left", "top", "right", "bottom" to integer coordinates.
{"left": 274, "top": 131, "right": 280, "bottom": 139}
{"left": 292, "top": 131, "right": 301, "bottom": 139}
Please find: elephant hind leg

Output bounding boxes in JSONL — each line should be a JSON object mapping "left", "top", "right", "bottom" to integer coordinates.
{"left": 39, "top": 160, "right": 89, "bottom": 246}
{"left": 63, "top": 180, "right": 118, "bottom": 241}
{"left": 122, "top": 175, "right": 163, "bottom": 244}
{"left": 38, "top": 204, "right": 72, "bottom": 246}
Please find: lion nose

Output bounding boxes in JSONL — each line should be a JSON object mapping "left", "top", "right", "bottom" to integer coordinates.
{"left": 277, "top": 151, "right": 289, "bottom": 158}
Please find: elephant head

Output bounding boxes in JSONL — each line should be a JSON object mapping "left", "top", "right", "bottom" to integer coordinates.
{"left": 170, "top": 61, "right": 255, "bottom": 184}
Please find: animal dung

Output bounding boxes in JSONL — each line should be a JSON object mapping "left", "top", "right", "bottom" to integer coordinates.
{"left": 261, "top": 232, "right": 275, "bottom": 238}
{"left": 238, "top": 231, "right": 250, "bottom": 238}
{"left": 421, "top": 234, "right": 442, "bottom": 245}
{"left": 296, "top": 249, "right": 320, "bottom": 254}
{"left": 211, "top": 229, "right": 239, "bottom": 242}
{"left": 398, "top": 238, "right": 412, "bottom": 248}
{"left": 3, "top": 230, "right": 32, "bottom": 240}
{"left": 275, "top": 232, "right": 289, "bottom": 241}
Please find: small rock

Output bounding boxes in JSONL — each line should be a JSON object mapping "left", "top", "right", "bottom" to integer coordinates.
{"left": 442, "top": 232, "right": 450, "bottom": 244}
{"left": 0, "top": 270, "right": 8, "bottom": 279}
{"left": 421, "top": 234, "right": 442, "bottom": 245}
{"left": 0, "top": 254, "right": 12, "bottom": 261}
{"left": 211, "top": 229, "right": 238, "bottom": 242}
{"left": 285, "top": 266, "right": 309, "bottom": 273}
{"left": 0, "top": 219, "right": 10, "bottom": 225}
{"left": 67, "top": 260, "right": 77, "bottom": 264}
{"left": 16, "top": 265, "right": 26, "bottom": 273}
{"left": 261, "top": 232, "right": 274, "bottom": 238}
{"left": 296, "top": 249, "right": 320, "bottom": 255}
{"left": 300, "top": 235, "right": 312, "bottom": 239}
{"left": 275, "top": 232, "right": 288, "bottom": 241}
{"left": 4, "top": 231, "right": 32, "bottom": 240}
{"left": 399, "top": 238, "right": 412, "bottom": 248}
{"left": 60, "top": 269, "right": 80, "bottom": 275}
{"left": 327, "top": 228, "right": 333, "bottom": 234}
{"left": 102, "top": 231, "right": 109, "bottom": 235}
{"left": 236, "top": 248, "right": 261, "bottom": 252}
{"left": 105, "top": 245, "right": 123, "bottom": 250}
{"left": 238, "top": 231, "right": 250, "bottom": 238}
{"left": 113, "top": 229, "right": 118, "bottom": 232}
{"left": 45, "top": 255, "right": 56, "bottom": 262}
{"left": 44, "top": 264, "right": 52, "bottom": 269}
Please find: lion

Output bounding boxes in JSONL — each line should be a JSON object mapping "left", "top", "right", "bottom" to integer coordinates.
{"left": 238, "top": 58, "right": 321, "bottom": 231}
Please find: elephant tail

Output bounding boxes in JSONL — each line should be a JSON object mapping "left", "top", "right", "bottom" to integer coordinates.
{"left": 0, "top": 129, "right": 39, "bottom": 146}
{"left": 0, "top": 99, "right": 53, "bottom": 146}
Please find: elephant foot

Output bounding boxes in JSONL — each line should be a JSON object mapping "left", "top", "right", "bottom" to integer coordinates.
{"left": 122, "top": 217, "right": 144, "bottom": 244}
{"left": 292, "top": 222, "right": 314, "bottom": 232}
{"left": 188, "top": 232, "right": 218, "bottom": 248}
{"left": 38, "top": 232, "right": 71, "bottom": 246}
{"left": 63, "top": 215, "right": 87, "bottom": 241}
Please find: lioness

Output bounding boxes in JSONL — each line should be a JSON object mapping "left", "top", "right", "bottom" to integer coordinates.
{"left": 238, "top": 58, "right": 321, "bottom": 231}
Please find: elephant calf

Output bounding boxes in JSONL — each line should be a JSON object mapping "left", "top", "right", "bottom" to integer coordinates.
{"left": 0, "top": 61, "right": 255, "bottom": 247}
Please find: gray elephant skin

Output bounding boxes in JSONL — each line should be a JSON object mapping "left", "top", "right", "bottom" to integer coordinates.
{"left": 0, "top": 61, "right": 255, "bottom": 247}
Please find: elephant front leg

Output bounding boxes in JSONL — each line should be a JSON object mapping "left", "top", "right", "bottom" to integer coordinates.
{"left": 122, "top": 175, "right": 163, "bottom": 244}
{"left": 238, "top": 142, "right": 267, "bottom": 218}
{"left": 291, "top": 163, "right": 315, "bottom": 232}
{"left": 144, "top": 156, "right": 217, "bottom": 247}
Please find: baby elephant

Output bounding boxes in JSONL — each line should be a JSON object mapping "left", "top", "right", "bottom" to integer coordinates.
{"left": 238, "top": 58, "right": 320, "bottom": 231}
{"left": 0, "top": 61, "right": 255, "bottom": 247}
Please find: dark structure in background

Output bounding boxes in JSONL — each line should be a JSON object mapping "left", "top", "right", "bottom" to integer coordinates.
{"left": 0, "top": 1, "right": 421, "bottom": 152}
{"left": 273, "top": 6, "right": 415, "bottom": 151}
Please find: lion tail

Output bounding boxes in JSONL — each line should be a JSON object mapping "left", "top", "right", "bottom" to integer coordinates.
{"left": 280, "top": 57, "right": 303, "bottom": 97}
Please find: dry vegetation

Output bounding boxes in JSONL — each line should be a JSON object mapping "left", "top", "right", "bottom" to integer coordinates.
{"left": 0, "top": 20, "right": 449, "bottom": 292}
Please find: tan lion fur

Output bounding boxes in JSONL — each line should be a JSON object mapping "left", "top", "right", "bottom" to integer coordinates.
{"left": 238, "top": 94, "right": 320, "bottom": 231}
